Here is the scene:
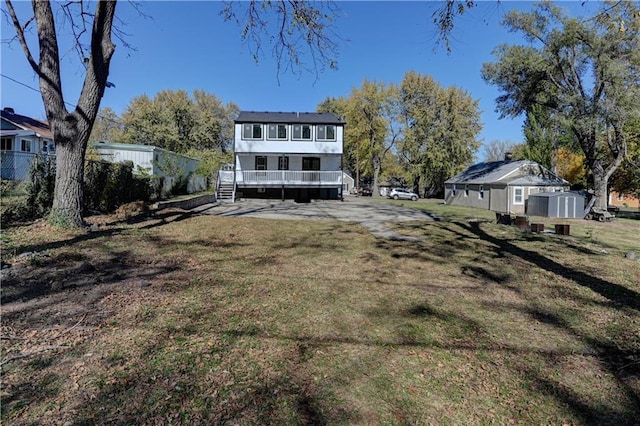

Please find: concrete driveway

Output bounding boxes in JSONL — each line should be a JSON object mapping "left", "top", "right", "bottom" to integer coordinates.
{"left": 195, "top": 197, "right": 439, "bottom": 240}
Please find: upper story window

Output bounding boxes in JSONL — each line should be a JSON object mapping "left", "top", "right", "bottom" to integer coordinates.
{"left": 242, "top": 123, "right": 263, "bottom": 140}
{"left": 0, "top": 137, "right": 12, "bottom": 151}
{"left": 292, "top": 124, "right": 312, "bottom": 140}
{"left": 316, "top": 125, "right": 336, "bottom": 141}
{"left": 21, "top": 139, "right": 31, "bottom": 152}
{"left": 267, "top": 124, "right": 287, "bottom": 140}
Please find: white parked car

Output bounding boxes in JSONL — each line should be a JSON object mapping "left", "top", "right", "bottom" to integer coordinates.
{"left": 388, "top": 188, "right": 418, "bottom": 201}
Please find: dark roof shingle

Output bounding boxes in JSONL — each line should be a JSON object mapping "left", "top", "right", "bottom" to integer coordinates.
{"left": 1, "top": 108, "right": 52, "bottom": 138}
{"left": 235, "top": 111, "right": 344, "bottom": 124}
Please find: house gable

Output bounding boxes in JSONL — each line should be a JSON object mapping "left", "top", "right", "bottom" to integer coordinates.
{"left": 0, "top": 108, "right": 52, "bottom": 139}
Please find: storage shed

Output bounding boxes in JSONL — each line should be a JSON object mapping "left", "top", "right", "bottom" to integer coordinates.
{"left": 444, "top": 159, "right": 570, "bottom": 215}
{"left": 527, "top": 191, "right": 586, "bottom": 218}
{"left": 91, "top": 142, "right": 199, "bottom": 177}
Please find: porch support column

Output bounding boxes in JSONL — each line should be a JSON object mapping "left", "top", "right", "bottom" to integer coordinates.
{"left": 281, "top": 185, "right": 285, "bottom": 202}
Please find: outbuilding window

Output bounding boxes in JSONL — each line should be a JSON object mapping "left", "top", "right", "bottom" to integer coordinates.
{"left": 513, "top": 187, "right": 524, "bottom": 205}
{"left": 479, "top": 186, "right": 484, "bottom": 200}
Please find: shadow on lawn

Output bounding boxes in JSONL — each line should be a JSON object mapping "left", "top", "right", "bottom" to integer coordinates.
{"left": 8, "top": 209, "right": 199, "bottom": 257}
{"left": 459, "top": 219, "right": 640, "bottom": 423}
{"left": 378, "top": 219, "right": 640, "bottom": 424}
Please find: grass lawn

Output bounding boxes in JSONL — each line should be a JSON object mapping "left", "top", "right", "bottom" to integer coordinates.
{"left": 1, "top": 201, "right": 639, "bottom": 425}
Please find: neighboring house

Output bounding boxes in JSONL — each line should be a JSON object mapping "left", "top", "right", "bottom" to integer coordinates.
{"left": 91, "top": 142, "right": 205, "bottom": 193}
{"left": 444, "top": 159, "right": 569, "bottom": 215}
{"left": 609, "top": 191, "right": 640, "bottom": 209}
{"left": 228, "top": 111, "right": 344, "bottom": 202}
{"left": 1, "top": 107, "right": 55, "bottom": 180}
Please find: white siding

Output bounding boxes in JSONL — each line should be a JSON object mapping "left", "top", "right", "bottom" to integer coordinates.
{"left": 234, "top": 123, "right": 343, "bottom": 155}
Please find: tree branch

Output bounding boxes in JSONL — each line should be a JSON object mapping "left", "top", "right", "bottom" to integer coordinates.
{"left": 4, "top": 0, "right": 39, "bottom": 74}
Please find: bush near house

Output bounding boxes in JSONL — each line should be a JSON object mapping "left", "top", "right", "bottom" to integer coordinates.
{"left": 1, "top": 158, "right": 163, "bottom": 226}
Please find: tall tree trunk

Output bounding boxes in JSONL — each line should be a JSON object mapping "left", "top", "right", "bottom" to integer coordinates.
{"left": 50, "top": 122, "right": 90, "bottom": 226}
{"left": 581, "top": 127, "right": 626, "bottom": 211}
{"left": 29, "top": 0, "right": 117, "bottom": 227}
{"left": 591, "top": 161, "right": 608, "bottom": 210}
{"left": 372, "top": 154, "right": 381, "bottom": 197}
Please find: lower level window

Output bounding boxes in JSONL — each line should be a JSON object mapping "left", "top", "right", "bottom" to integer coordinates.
{"left": 21, "top": 139, "right": 31, "bottom": 152}
{"left": 302, "top": 157, "right": 320, "bottom": 171}
{"left": 0, "top": 137, "right": 12, "bottom": 151}
{"left": 278, "top": 156, "right": 289, "bottom": 170}
{"left": 255, "top": 156, "right": 267, "bottom": 170}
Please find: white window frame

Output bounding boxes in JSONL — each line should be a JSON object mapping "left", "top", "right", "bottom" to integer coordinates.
{"left": 267, "top": 124, "right": 288, "bottom": 140}
{"left": 513, "top": 186, "right": 524, "bottom": 205}
{"left": 242, "top": 123, "right": 263, "bottom": 140}
{"left": 316, "top": 124, "right": 336, "bottom": 141}
{"left": 479, "top": 185, "right": 484, "bottom": 200}
{"left": 0, "top": 137, "right": 12, "bottom": 151}
{"left": 21, "top": 139, "right": 31, "bottom": 152}
{"left": 292, "top": 124, "right": 312, "bottom": 141}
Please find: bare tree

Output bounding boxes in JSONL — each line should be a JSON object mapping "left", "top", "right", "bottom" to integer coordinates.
{"left": 3, "top": 0, "right": 341, "bottom": 227}
{"left": 5, "top": 0, "right": 117, "bottom": 227}
{"left": 483, "top": 139, "right": 518, "bottom": 162}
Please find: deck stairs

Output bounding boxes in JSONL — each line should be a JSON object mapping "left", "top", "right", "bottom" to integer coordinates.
{"left": 216, "top": 165, "right": 236, "bottom": 202}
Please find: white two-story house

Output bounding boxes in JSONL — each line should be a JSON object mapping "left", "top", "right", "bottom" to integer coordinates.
{"left": 228, "top": 111, "right": 345, "bottom": 202}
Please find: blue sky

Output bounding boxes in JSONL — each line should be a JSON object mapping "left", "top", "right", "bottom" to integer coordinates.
{"left": 1, "top": 1, "right": 601, "bottom": 161}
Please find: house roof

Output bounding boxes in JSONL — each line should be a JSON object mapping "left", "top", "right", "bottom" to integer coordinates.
{"left": 445, "top": 160, "right": 569, "bottom": 186}
{"left": 93, "top": 141, "right": 157, "bottom": 153}
{"left": 235, "top": 111, "right": 344, "bottom": 125}
{"left": 91, "top": 142, "right": 199, "bottom": 160}
{"left": 0, "top": 108, "right": 52, "bottom": 139}
{"left": 529, "top": 191, "right": 587, "bottom": 199}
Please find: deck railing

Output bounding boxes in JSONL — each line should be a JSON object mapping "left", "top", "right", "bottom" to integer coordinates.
{"left": 240, "top": 170, "right": 341, "bottom": 186}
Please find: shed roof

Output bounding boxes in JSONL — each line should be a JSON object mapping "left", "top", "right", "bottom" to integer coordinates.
{"left": 91, "top": 142, "right": 198, "bottom": 160}
{"left": 445, "top": 160, "right": 569, "bottom": 186}
{"left": 529, "top": 191, "right": 587, "bottom": 198}
{"left": 235, "top": 111, "right": 344, "bottom": 125}
{"left": 0, "top": 108, "right": 52, "bottom": 139}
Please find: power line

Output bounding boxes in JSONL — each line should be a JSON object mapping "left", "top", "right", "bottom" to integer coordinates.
{"left": 1, "top": 73, "right": 122, "bottom": 125}
{"left": 1, "top": 73, "right": 41, "bottom": 95}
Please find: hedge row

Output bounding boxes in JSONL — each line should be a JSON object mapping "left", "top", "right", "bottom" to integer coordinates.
{"left": 3, "top": 156, "right": 168, "bottom": 224}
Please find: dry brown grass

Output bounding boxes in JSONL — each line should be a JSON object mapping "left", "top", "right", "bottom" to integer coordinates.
{"left": 1, "top": 204, "right": 639, "bottom": 425}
